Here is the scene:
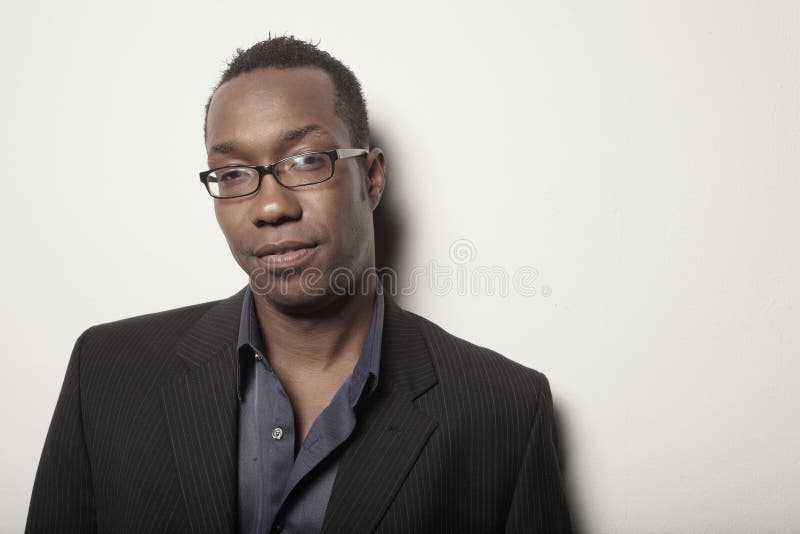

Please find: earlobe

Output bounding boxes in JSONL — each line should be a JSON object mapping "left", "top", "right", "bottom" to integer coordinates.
{"left": 370, "top": 183, "right": 385, "bottom": 211}
{"left": 365, "top": 147, "right": 387, "bottom": 211}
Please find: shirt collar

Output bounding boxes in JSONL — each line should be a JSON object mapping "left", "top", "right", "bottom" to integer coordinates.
{"left": 235, "top": 281, "right": 385, "bottom": 404}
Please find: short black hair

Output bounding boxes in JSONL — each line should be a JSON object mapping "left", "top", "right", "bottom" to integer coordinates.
{"left": 204, "top": 35, "right": 370, "bottom": 148}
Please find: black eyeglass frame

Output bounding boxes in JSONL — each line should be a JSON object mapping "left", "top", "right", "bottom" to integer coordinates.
{"left": 199, "top": 148, "right": 368, "bottom": 199}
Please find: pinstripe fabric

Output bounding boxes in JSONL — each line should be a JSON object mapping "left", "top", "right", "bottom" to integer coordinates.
{"left": 26, "top": 287, "right": 572, "bottom": 533}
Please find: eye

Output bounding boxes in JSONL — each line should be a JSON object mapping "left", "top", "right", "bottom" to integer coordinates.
{"left": 288, "top": 154, "right": 327, "bottom": 171}
{"left": 217, "top": 168, "right": 251, "bottom": 182}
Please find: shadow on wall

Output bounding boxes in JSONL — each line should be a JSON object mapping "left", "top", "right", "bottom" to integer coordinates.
{"left": 371, "top": 124, "right": 583, "bottom": 533}
{"left": 553, "top": 401, "right": 584, "bottom": 534}
{"left": 370, "top": 128, "right": 405, "bottom": 272}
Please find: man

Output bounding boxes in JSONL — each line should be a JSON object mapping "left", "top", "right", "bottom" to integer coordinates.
{"left": 26, "top": 36, "right": 572, "bottom": 533}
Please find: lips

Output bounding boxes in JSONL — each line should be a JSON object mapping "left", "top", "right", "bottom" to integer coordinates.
{"left": 253, "top": 240, "right": 318, "bottom": 268}
{"left": 254, "top": 240, "right": 317, "bottom": 257}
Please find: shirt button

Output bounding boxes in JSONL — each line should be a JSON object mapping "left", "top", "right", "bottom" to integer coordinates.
{"left": 272, "top": 427, "right": 284, "bottom": 440}
{"left": 273, "top": 523, "right": 283, "bottom": 533}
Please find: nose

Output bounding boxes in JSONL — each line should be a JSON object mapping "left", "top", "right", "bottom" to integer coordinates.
{"left": 249, "top": 172, "right": 303, "bottom": 226}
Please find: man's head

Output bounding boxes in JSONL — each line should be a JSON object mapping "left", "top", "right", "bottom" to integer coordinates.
{"left": 204, "top": 36, "right": 370, "bottom": 149}
{"left": 204, "top": 36, "right": 386, "bottom": 313}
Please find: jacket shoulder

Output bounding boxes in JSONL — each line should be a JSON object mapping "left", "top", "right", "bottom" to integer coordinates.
{"left": 72, "top": 290, "right": 245, "bottom": 387}
{"left": 406, "top": 308, "right": 552, "bottom": 411}
{"left": 82, "top": 297, "right": 220, "bottom": 354}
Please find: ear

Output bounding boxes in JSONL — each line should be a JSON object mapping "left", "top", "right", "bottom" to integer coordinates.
{"left": 364, "top": 147, "right": 386, "bottom": 211}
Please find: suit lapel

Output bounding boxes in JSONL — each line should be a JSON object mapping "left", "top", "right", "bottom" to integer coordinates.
{"left": 160, "top": 287, "right": 440, "bottom": 534}
{"left": 321, "top": 294, "right": 440, "bottom": 533}
{"left": 161, "top": 287, "right": 246, "bottom": 533}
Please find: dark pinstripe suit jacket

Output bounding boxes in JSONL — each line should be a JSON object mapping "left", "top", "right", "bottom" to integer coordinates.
{"left": 26, "top": 287, "right": 572, "bottom": 533}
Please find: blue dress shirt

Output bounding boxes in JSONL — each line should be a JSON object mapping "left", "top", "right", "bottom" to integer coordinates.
{"left": 236, "top": 284, "right": 384, "bottom": 534}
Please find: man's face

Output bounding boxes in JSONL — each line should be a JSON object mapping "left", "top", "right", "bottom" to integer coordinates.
{"left": 205, "top": 67, "right": 385, "bottom": 312}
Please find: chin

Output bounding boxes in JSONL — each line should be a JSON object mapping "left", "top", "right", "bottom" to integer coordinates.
{"left": 248, "top": 266, "right": 336, "bottom": 312}
{"left": 258, "top": 284, "right": 340, "bottom": 314}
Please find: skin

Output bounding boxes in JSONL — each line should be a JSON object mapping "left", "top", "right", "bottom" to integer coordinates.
{"left": 205, "top": 67, "right": 387, "bottom": 447}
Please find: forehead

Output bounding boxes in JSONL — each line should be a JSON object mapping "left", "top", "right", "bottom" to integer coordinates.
{"left": 205, "top": 67, "right": 350, "bottom": 154}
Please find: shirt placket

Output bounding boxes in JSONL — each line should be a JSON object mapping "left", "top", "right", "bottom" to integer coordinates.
{"left": 254, "top": 352, "right": 295, "bottom": 531}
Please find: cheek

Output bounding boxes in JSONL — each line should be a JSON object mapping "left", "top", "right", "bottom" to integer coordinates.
{"left": 214, "top": 203, "right": 243, "bottom": 246}
{"left": 337, "top": 197, "right": 372, "bottom": 254}
{"left": 308, "top": 194, "right": 358, "bottom": 255}
{"left": 213, "top": 203, "right": 228, "bottom": 236}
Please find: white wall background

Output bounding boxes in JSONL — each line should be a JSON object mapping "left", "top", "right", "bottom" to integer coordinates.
{"left": 1, "top": 1, "right": 798, "bottom": 532}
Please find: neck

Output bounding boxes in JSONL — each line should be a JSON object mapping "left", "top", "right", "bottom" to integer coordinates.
{"left": 251, "top": 277, "right": 378, "bottom": 375}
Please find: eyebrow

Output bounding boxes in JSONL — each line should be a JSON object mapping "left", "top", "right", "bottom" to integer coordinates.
{"left": 209, "top": 124, "right": 327, "bottom": 155}
{"left": 209, "top": 140, "right": 238, "bottom": 154}
{"left": 281, "top": 124, "right": 323, "bottom": 142}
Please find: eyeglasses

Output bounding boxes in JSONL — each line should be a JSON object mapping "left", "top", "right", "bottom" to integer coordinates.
{"left": 199, "top": 148, "right": 368, "bottom": 199}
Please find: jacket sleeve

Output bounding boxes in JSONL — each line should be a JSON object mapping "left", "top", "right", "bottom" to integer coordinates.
{"left": 504, "top": 375, "right": 573, "bottom": 533}
{"left": 26, "top": 328, "right": 98, "bottom": 534}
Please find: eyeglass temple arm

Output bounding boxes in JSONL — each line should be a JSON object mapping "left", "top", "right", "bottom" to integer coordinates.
{"left": 336, "top": 148, "right": 368, "bottom": 159}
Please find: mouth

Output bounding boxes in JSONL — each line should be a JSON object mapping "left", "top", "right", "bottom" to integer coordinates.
{"left": 254, "top": 241, "right": 318, "bottom": 268}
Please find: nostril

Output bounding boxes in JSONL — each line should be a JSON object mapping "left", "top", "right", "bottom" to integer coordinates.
{"left": 253, "top": 213, "right": 301, "bottom": 228}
